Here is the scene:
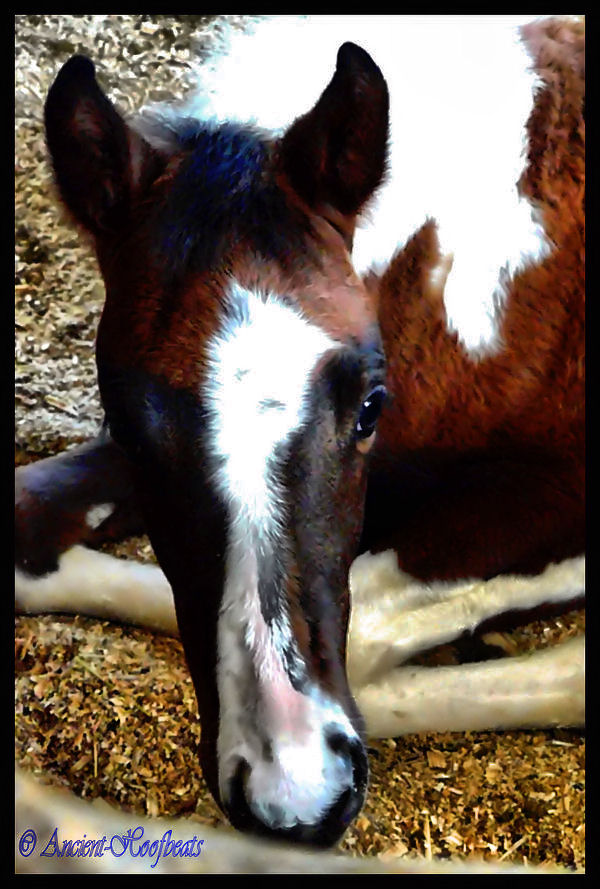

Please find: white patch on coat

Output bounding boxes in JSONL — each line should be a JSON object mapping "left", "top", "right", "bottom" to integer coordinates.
{"left": 84, "top": 502, "right": 115, "bottom": 530}
{"left": 204, "top": 281, "right": 359, "bottom": 827}
{"left": 141, "top": 14, "right": 553, "bottom": 352}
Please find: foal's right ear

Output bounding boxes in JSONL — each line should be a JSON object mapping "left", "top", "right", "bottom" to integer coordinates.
{"left": 280, "top": 42, "right": 389, "bottom": 220}
{"left": 44, "top": 55, "right": 164, "bottom": 237}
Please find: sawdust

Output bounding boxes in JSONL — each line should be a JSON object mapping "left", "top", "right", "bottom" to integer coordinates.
{"left": 14, "top": 607, "right": 585, "bottom": 869}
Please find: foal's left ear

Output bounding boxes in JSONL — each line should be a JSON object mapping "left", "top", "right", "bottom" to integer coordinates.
{"left": 44, "top": 55, "right": 164, "bottom": 237}
{"left": 280, "top": 42, "right": 389, "bottom": 219}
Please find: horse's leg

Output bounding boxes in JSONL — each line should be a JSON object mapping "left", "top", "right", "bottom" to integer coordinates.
{"left": 15, "top": 427, "right": 162, "bottom": 622}
{"left": 349, "top": 461, "right": 585, "bottom": 736}
{"left": 15, "top": 545, "right": 176, "bottom": 634}
{"left": 356, "top": 634, "right": 584, "bottom": 738}
{"left": 354, "top": 454, "right": 583, "bottom": 663}
{"left": 16, "top": 426, "right": 144, "bottom": 574}
{"left": 348, "top": 554, "right": 584, "bottom": 685}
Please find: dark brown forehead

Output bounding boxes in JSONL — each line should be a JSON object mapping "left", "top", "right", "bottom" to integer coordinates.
{"left": 152, "top": 121, "right": 314, "bottom": 280}
{"left": 151, "top": 118, "right": 378, "bottom": 340}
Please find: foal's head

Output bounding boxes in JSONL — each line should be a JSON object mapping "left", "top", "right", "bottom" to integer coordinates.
{"left": 44, "top": 42, "right": 389, "bottom": 845}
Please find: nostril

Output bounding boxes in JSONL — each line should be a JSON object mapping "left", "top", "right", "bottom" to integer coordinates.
{"left": 224, "top": 735, "right": 369, "bottom": 847}
{"left": 327, "top": 730, "right": 351, "bottom": 756}
{"left": 225, "top": 759, "right": 299, "bottom": 840}
{"left": 226, "top": 757, "right": 255, "bottom": 833}
{"left": 326, "top": 729, "right": 369, "bottom": 795}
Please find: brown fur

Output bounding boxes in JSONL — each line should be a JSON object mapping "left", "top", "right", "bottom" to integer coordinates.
{"left": 361, "top": 19, "right": 584, "bottom": 581}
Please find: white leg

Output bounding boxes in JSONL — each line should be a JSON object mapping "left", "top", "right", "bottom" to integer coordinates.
{"left": 17, "top": 546, "right": 584, "bottom": 663}
{"left": 15, "top": 545, "right": 177, "bottom": 636}
{"left": 16, "top": 546, "right": 585, "bottom": 738}
{"left": 348, "top": 551, "right": 585, "bottom": 687}
{"left": 357, "top": 634, "right": 584, "bottom": 738}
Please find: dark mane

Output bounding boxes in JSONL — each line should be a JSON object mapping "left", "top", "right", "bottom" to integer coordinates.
{"left": 160, "top": 121, "right": 314, "bottom": 278}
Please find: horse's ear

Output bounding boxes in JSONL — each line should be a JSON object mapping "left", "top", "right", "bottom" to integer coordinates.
{"left": 44, "top": 55, "right": 164, "bottom": 237}
{"left": 280, "top": 42, "right": 389, "bottom": 219}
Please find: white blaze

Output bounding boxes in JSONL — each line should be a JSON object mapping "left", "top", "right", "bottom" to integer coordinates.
{"left": 203, "top": 282, "right": 358, "bottom": 827}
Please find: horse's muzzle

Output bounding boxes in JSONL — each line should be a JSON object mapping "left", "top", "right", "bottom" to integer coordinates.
{"left": 225, "top": 732, "right": 369, "bottom": 847}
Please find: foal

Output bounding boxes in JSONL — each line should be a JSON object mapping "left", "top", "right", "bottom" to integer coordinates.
{"left": 16, "top": 16, "right": 584, "bottom": 846}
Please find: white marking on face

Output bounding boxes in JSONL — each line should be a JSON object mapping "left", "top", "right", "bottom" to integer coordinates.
{"left": 217, "top": 538, "right": 358, "bottom": 828}
{"left": 143, "top": 15, "right": 553, "bottom": 353}
{"left": 204, "top": 282, "right": 359, "bottom": 828}
{"left": 204, "top": 283, "right": 336, "bottom": 527}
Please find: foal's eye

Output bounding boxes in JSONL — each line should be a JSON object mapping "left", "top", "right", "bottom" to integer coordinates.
{"left": 355, "top": 385, "right": 387, "bottom": 439}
